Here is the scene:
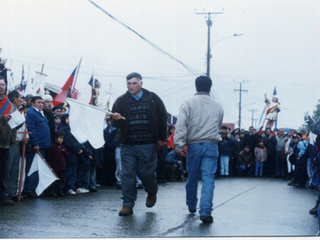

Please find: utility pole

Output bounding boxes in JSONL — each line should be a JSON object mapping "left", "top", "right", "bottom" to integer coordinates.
{"left": 233, "top": 80, "right": 248, "bottom": 129}
{"left": 196, "top": 11, "right": 223, "bottom": 78}
{"left": 248, "top": 109, "right": 258, "bottom": 127}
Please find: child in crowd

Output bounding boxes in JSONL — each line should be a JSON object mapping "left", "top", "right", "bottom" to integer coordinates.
{"left": 58, "top": 113, "right": 84, "bottom": 195}
{"left": 219, "top": 135, "right": 234, "bottom": 177}
{"left": 53, "top": 114, "right": 60, "bottom": 132}
{"left": 46, "top": 131, "right": 68, "bottom": 197}
{"left": 254, "top": 140, "right": 267, "bottom": 177}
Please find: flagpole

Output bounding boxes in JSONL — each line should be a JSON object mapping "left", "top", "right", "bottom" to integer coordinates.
{"left": 72, "top": 57, "right": 82, "bottom": 91}
{"left": 37, "top": 152, "right": 59, "bottom": 179}
{"left": 18, "top": 125, "right": 32, "bottom": 202}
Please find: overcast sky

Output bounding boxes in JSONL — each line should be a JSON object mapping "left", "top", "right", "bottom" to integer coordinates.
{"left": 1, "top": 0, "right": 319, "bottom": 130}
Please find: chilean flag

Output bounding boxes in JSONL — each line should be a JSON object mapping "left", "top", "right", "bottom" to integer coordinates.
{"left": 53, "top": 67, "right": 77, "bottom": 106}
{"left": 19, "top": 65, "right": 25, "bottom": 94}
{"left": 78, "top": 74, "right": 94, "bottom": 105}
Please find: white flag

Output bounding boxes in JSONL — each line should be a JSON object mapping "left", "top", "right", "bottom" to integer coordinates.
{"left": 66, "top": 98, "right": 111, "bottom": 149}
{"left": 27, "top": 153, "right": 58, "bottom": 196}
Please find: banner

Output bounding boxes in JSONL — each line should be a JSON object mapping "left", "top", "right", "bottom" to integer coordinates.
{"left": 66, "top": 98, "right": 112, "bottom": 149}
{"left": 27, "top": 153, "right": 58, "bottom": 196}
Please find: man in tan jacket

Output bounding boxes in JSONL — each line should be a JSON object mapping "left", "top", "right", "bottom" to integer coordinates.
{"left": 174, "top": 75, "right": 224, "bottom": 224}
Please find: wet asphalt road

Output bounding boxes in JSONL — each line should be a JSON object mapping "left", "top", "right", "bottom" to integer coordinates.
{"left": 0, "top": 176, "right": 319, "bottom": 238}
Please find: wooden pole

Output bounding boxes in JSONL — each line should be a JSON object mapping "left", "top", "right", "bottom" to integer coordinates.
{"left": 36, "top": 152, "right": 59, "bottom": 179}
{"left": 17, "top": 124, "right": 32, "bottom": 202}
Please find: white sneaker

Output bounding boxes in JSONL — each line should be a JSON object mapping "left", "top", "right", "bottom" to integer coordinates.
{"left": 76, "top": 188, "right": 89, "bottom": 194}
{"left": 67, "top": 189, "right": 76, "bottom": 195}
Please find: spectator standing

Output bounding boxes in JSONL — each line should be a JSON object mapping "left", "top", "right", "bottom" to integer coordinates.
{"left": 3, "top": 90, "right": 27, "bottom": 202}
{"left": 219, "top": 135, "right": 234, "bottom": 177}
{"left": 285, "top": 129, "right": 296, "bottom": 179}
{"left": 24, "top": 96, "right": 51, "bottom": 198}
{"left": 46, "top": 131, "right": 68, "bottom": 197}
{"left": 275, "top": 128, "right": 287, "bottom": 178}
{"left": 111, "top": 72, "right": 167, "bottom": 216}
{"left": 231, "top": 132, "right": 244, "bottom": 176}
{"left": 42, "top": 95, "right": 55, "bottom": 140}
{"left": 58, "top": 113, "right": 83, "bottom": 195}
{"left": 0, "top": 78, "right": 15, "bottom": 206}
{"left": 174, "top": 76, "right": 223, "bottom": 224}
{"left": 262, "top": 127, "right": 277, "bottom": 177}
{"left": 254, "top": 140, "right": 267, "bottom": 177}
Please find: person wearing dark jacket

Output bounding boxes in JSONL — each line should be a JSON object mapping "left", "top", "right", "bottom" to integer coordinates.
{"left": 24, "top": 96, "right": 51, "bottom": 198}
{"left": 231, "top": 133, "right": 243, "bottom": 176}
{"left": 58, "top": 113, "right": 83, "bottom": 195}
{"left": 75, "top": 141, "right": 92, "bottom": 193}
{"left": 111, "top": 72, "right": 167, "bottom": 216}
{"left": 262, "top": 127, "right": 277, "bottom": 177}
{"left": 46, "top": 131, "right": 68, "bottom": 197}
{"left": 288, "top": 133, "right": 309, "bottom": 187}
{"left": 236, "top": 145, "right": 254, "bottom": 176}
{"left": 42, "top": 94, "right": 55, "bottom": 140}
{"left": 219, "top": 136, "right": 234, "bottom": 177}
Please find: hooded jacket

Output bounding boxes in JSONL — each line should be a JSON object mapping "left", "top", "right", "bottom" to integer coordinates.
{"left": 58, "top": 113, "right": 82, "bottom": 165}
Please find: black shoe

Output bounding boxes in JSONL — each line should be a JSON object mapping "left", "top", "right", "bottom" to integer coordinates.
{"left": 137, "top": 184, "right": 144, "bottom": 189}
{"left": 310, "top": 205, "right": 318, "bottom": 215}
{"left": 0, "top": 198, "right": 14, "bottom": 206}
{"left": 57, "top": 191, "right": 65, "bottom": 197}
{"left": 287, "top": 181, "right": 296, "bottom": 186}
{"left": 48, "top": 193, "right": 57, "bottom": 197}
{"left": 200, "top": 215, "right": 213, "bottom": 224}
{"left": 26, "top": 192, "right": 38, "bottom": 198}
{"left": 189, "top": 208, "right": 196, "bottom": 213}
{"left": 90, "top": 189, "right": 98, "bottom": 192}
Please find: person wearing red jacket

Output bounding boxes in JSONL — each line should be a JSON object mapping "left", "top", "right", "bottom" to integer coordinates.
{"left": 46, "top": 131, "right": 69, "bottom": 197}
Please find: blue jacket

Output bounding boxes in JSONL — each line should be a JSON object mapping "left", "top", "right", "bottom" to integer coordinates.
{"left": 25, "top": 106, "right": 51, "bottom": 149}
{"left": 262, "top": 134, "right": 277, "bottom": 155}
{"left": 219, "top": 140, "right": 234, "bottom": 157}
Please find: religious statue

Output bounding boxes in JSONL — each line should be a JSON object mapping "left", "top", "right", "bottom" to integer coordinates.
{"left": 264, "top": 93, "right": 280, "bottom": 129}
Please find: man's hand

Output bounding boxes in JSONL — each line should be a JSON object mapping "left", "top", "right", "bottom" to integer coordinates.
{"left": 157, "top": 140, "right": 165, "bottom": 150}
{"left": 88, "top": 156, "right": 92, "bottom": 160}
{"left": 78, "top": 149, "right": 83, "bottom": 155}
{"left": 33, "top": 146, "right": 40, "bottom": 153}
{"left": 297, "top": 157, "right": 301, "bottom": 161}
{"left": 111, "top": 113, "right": 122, "bottom": 121}
{"left": 175, "top": 149, "right": 186, "bottom": 157}
{"left": 4, "top": 114, "right": 11, "bottom": 122}
{"left": 22, "top": 137, "right": 28, "bottom": 144}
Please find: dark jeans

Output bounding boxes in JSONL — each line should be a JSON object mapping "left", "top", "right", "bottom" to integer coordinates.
{"left": 65, "top": 163, "right": 77, "bottom": 191}
{"left": 275, "top": 151, "right": 285, "bottom": 177}
{"left": 264, "top": 152, "right": 275, "bottom": 177}
{"left": 120, "top": 144, "right": 158, "bottom": 208}
{"left": 23, "top": 148, "right": 47, "bottom": 194}
{"left": 0, "top": 148, "right": 9, "bottom": 200}
{"left": 236, "top": 164, "right": 254, "bottom": 176}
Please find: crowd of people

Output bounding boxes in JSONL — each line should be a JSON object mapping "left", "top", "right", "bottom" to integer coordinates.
{"left": 0, "top": 73, "right": 320, "bottom": 230}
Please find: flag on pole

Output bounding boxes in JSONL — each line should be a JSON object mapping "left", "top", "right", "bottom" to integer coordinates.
{"left": 66, "top": 98, "right": 110, "bottom": 149}
{"left": 27, "top": 153, "right": 58, "bottom": 196}
{"left": 273, "top": 86, "right": 277, "bottom": 97}
{"left": 19, "top": 65, "right": 25, "bottom": 94}
{"left": 53, "top": 66, "right": 78, "bottom": 106}
{"left": 78, "top": 74, "right": 94, "bottom": 105}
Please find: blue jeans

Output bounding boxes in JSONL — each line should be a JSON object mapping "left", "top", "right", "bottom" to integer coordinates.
{"left": 86, "top": 165, "right": 98, "bottom": 190}
{"left": 236, "top": 164, "right": 254, "bottom": 176}
{"left": 255, "top": 161, "right": 264, "bottom": 176}
{"left": 65, "top": 163, "right": 77, "bottom": 191}
{"left": 185, "top": 142, "right": 218, "bottom": 216}
{"left": 220, "top": 155, "right": 229, "bottom": 176}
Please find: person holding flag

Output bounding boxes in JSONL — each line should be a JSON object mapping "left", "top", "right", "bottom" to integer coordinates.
{"left": 263, "top": 87, "right": 280, "bottom": 130}
{"left": 0, "top": 77, "right": 16, "bottom": 206}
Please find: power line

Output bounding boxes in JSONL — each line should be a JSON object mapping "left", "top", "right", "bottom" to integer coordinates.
{"left": 89, "top": 0, "right": 200, "bottom": 76}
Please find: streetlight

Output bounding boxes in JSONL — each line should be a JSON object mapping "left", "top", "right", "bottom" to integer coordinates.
{"left": 211, "top": 33, "right": 243, "bottom": 49}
